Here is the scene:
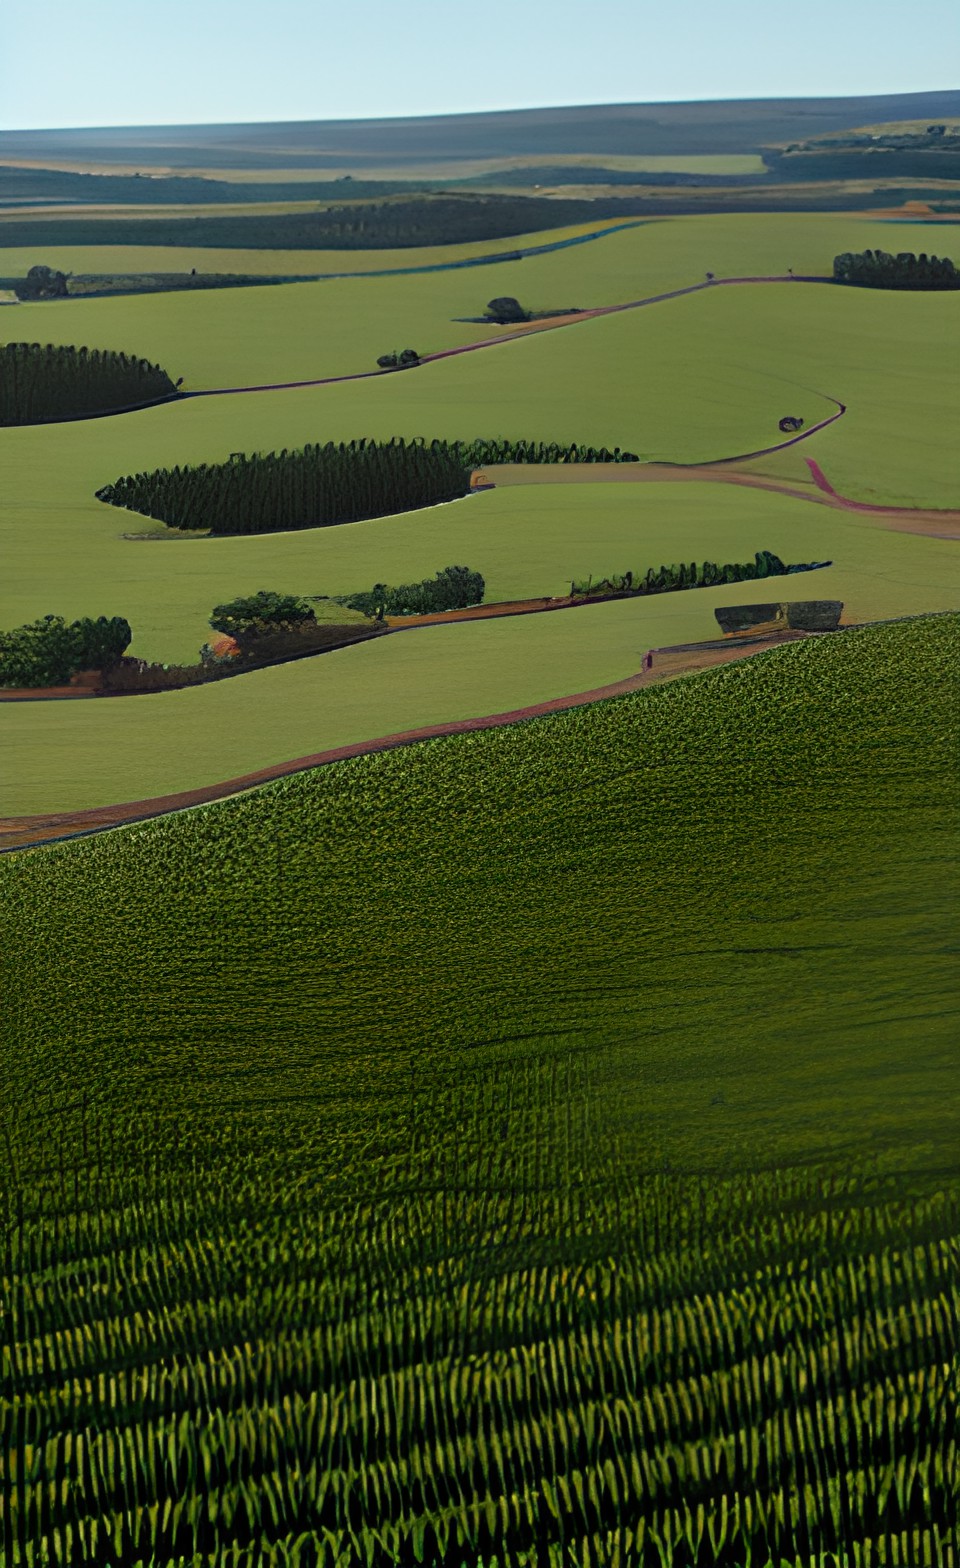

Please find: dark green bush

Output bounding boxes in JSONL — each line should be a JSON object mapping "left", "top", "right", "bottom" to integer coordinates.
{"left": 340, "top": 565, "right": 485, "bottom": 618}
{"left": 0, "top": 614, "right": 131, "bottom": 687}
{"left": 209, "top": 591, "right": 316, "bottom": 637}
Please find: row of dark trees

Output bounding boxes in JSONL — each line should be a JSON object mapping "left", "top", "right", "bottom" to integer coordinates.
{"left": 0, "top": 342, "right": 178, "bottom": 424}
{"left": 95, "top": 437, "right": 638, "bottom": 535}
{"left": 0, "top": 614, "right": 131, "bottom": 687}
{"left": 340, "top": 565, "right": 485, "bottom": 619}
{"left": 833, "top": 250, "right": 959, "bottom": 290}
{"left": 0, "top": 196, "right": 626, "bottom": 253}
{"left": 453, "top": 437, "right": 639, "bottom": 464}
{"left": 571, "top": 550, "right": 830, "bottom": 599}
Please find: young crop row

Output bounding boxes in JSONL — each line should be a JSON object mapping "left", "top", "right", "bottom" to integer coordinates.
{"left": 0, "top": 341, "right": 177, "bottom": 424}
{"left": 2, "top": 1110, "right": 957, "bottom": 1566}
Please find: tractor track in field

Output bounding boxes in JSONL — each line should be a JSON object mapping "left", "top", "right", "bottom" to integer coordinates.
{"left": 0, "top": 630, "right": 818, "bottom": 854}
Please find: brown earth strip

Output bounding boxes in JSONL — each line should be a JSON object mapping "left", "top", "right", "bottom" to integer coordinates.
{"left": 0, "top": 632, "right": 808, "bottom": 853}
{"left": 477, "top": 462, "right": 960, "bottom": 538}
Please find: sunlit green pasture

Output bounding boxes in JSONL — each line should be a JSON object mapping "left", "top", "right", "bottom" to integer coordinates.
{"left": 1, "top": 277, "right": 956, "bottom": 645}
{"left": 1, "top": 213, "right": 952, "bottom": 288}
{"left": 0, "top": 218, "right": 615, "bottom": 280}
{"left": 2, "top": 219, "right": 957, "bottom": 814}
{"left": 4, "top": 504, "right": 959, "bottom": 816}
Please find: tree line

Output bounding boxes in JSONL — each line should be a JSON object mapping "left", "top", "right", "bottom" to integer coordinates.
{"left": 95, "top": 437, "right": 638, "bottom": 536}
{"left": 571, "top": 550, "right": 830, "bottom": 599}
{"left": 339, "top": 565, "right": 485, "bottom": 619}
{"left": 0, "top": 341, "right": 178, "bottom": 424}
{"left": 833, "top": 249, "right": 959, "bottom": 290}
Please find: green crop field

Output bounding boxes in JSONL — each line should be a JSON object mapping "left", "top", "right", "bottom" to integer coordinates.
{"left": 4, "top": 192, "right": 960, "bottom": 1567}
{"left": 4, "top": 615, "right": 959, "bottom": 1565}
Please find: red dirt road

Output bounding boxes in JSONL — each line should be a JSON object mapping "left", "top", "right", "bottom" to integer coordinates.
{"left": 0, "top": 632, "right": 808, "bottom": 853}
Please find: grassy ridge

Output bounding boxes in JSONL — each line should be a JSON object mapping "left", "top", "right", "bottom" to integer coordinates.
{"left": 4, "top": 615, "right": 958, "bottom": 1564}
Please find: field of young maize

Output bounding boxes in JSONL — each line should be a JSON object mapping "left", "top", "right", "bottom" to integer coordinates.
{"left": 3, "top": 614, "right": 958, "bottom": 1567}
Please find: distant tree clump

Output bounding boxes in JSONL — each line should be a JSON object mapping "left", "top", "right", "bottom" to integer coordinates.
{"left": 0, "top": 614, "right": 131, "bottom": 687}
{"left": 209, "top": 591, "right": 317, "bottom": 637}
{"left": 20, "top": 264, "right": 68, "bottom": 299}
{"left": 339, "top": 566, "right": 485, "bottom": 619}
{"left": 0, "top": 342, "right": 179, "bottom": 424}
{"left": 375, "top": 349, "right": 420, "bottom": 369}
{"left": 833, "top": 249, "right": 960, "bottom": 290}
{"left": 485, "top": 297, "right": 531, "bottom": 323}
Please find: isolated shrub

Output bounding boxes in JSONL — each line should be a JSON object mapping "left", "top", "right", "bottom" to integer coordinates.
{"left": 209, "top": 591, "right": 316, "bottom": 637}
{"left": 485, "top": 296, "right": 530, "bottom": 323}
{"left": 0, "top": 613, "right": 131, "bottom": 687}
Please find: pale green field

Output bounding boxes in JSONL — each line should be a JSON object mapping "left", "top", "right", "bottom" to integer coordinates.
{"left": 2, "top": 480, "right": 958, "bottom": 815}
{"left": 5, "top": 465, "right": 956, "bottom": 666}
{"left": 2, "top": 214, "right": 958, "bottom": 813}
{"left": 3, "top": 215, "right": 955, "bottom": 401}
{"left": 0, "top": 219, "right": 617, "bottom": 280}
{"left": 0, "top": 210, "right": 952, "bottom": 289}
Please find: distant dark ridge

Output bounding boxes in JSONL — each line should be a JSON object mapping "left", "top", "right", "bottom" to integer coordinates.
{"left": 0, "top": 166, "right": 441, "bottom": 207}
{"left": 3, "top": 91, "right": 959, "bottom": 166}
{"left": 458, "top": 165, "right": 772, "bottom": 189}
{"left": 2, "top": 185, "right": 957, "bottom": 251}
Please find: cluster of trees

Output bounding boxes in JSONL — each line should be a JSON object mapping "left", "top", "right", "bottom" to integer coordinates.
{"left": 18, "top": 264, "right": 68, "bottom": 299}
{"left": 0, "top": 614, "right": 131, "bottom": 687}
{"left": 833, "top": 249, "right": 959, "bottom": 290}
{"left": 570, "top": 550, "right": 830, "bottom": 600}
{"left": 376, "top": 349, "right": 420, "bottom": 369}
{"left": 209, "top": 591, "right": 316, "bottom": 637}
{"left": 454, "top": 437, "right": 640, "bottom": 464}
{"left": 0, "top": 342, "right": 179, "bottom": 424}
{"left": 95, "top": 439, "right": 474, "bottom": 536}
{"left": 339, "top": 565, "right": 485, "bottom": 619}
{"left": 96, "top": 437, "right": 640, "bottom": 536}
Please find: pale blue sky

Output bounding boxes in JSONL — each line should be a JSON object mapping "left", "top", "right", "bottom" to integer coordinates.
{"left": 3, "top": 0, "right": 958, "bottom": 131}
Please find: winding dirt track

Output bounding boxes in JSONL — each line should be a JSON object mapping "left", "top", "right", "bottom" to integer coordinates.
{"left": 0, "top": 632, "right": 810, "bottom": 854}
{"left": 5, "top": 268, "right": 956, "bottom": 849}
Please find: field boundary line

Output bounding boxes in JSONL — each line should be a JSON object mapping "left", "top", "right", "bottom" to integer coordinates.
{"left": 1, "top": 633, "right": 821, "bottom": 853}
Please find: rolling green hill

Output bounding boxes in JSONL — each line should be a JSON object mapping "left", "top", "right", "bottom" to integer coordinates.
{"left": 4, "top": 613, "right": 958, "bottom": 1565}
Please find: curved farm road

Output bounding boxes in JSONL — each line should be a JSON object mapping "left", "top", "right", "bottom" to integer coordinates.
{"left": 477, "top": 457, "right": 960, "bottom": 539}
{"left": 0, "top": 632, "right": 812, "bottom": 853}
